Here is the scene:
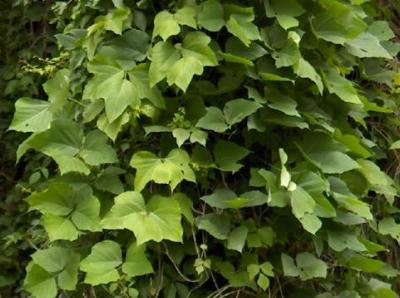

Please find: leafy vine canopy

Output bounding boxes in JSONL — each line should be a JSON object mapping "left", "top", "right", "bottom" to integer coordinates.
{"left": 6, "top": 0, "right": 400, "bottom": 297}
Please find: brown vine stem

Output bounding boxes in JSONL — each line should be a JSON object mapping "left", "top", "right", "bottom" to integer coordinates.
{"left": 162, "top": 242, "right": 199, "bottom": 283}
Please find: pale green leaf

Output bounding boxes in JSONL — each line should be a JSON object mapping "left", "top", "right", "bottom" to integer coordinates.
{"left": 9, "top": 98, "right": 52, "bottom": 133}
{"left": 296, "top": 252, "right": 327, "bottom": 280}
{"left": 80, "top": 240, "right": 122, "bottom": 285}
{"left": 130, "top": 149, "right": 195, "bottom": 191}
{"left": 153, "top": 11, "right": 180, "bottom": 41}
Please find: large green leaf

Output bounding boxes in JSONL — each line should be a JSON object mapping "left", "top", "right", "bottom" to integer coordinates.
{"left": 18, "top": 120, "right": 117, "bottom": 174}
{"left": 28, "top": 183, "right": 101, "bottom": 241}
{"left": 24, "top": 247, "right": 80, "bottom": 298}
{"left": 102, "top": 192, "right": 183, "bottom": 244}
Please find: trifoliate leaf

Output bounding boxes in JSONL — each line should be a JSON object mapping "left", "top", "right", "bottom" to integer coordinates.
{"left": 130, "top": 149, "right": 195, "bottom": 191}
{"left": 101, "top": 192, "right": 183, "bottom": 244}
{"left": 28, "top": 183, "right": 101, "bottom": 240}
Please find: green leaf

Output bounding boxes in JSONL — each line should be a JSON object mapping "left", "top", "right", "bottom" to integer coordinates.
{"left": 257, "top": 274, "right": 270, "bottom": 290}
{"left": 223, "top": 99, "right": 262, "bottom": 126}
{"left": 272, "top": 38, "right": 300, "bottom": 68}
{"left": 196, "top": 107, "right": 228, "bottom": 133}
{"left": 19, "top": 120, "right": 117, "bottom": 175}
{"left": 195, "top": 213, "right": 231, "bottom": 240}
{"left": 198, "top": 0, "right": 225, "bottom": 32}
{"left": 296, "top": 252, "right": 327, "bottom": 281}
{"left": 378, "top": 217, "right": 400, "bottom": 244}
{"left": 345, "top": 32, "right": 391, "bottom": 59}
{"left": 296, "top": 133, "right": 359, "bottom": 174}
{"left": 153, "top": 11, "right": 180, "bottom": 41}
{"left": 293, "top": 58, "right": 324, "bottom": 94}
{"left": 42, "top": 215, "right": 79, "bottom": 241}
{"left": 153, "top": 8, "right": 196, "bottom": 41}
{"left": 122, "top": 242, "right": 153, "bottom": 277}
{"left": 281, "top": 254, "right": 299, "bottom": 277}
{"left": 310, "top": 0, "right": 366, "bottom": 45}
{"left": 28, "top": 183, "right": 100, "bottom": 240}
{"left": 327, "top": 230, "right": 365, "bottom": 252}
{"left": 97, "top": 112, "right": 130, "bottom": 141}
{"left": 149, "top": 41, "right": 181, "bottom": 87}
{"left": 201, "top": 189, "right": 268, "bottom": 209}
{"left": 167, "top": 56, "right": 203, "bottom": 91}
{"left": 290, "top": 186, "right": 315, "bottom": 219}
{"left": 214, "top": 140, "right": 250, "bottom": 172}
{"left": 31, "top": 247, "right": 80, "bottom": 290}
{"left": 43, "top": 69, "right": 70, "bottom": 109}
{"left": 390, "top": 140, "right": 400, "bottom": 150}
{"left": 80, "top": 240, "right": 122, "bottom": 285}
{"left": 102, "top": 192, "right": 183, "bottom": 244}
{"left": 323, "top": 68, "right": 362, "bottom": 104}
{"left": 298, "top": 214, "right": 322, "bottom": 235}
{"left": 103, "top": 6, "right": 131, "bottom": 35}
{"left": 225, "top": 4, "right": 260, "bottom": 46}
{"left": 24, "top": 263, "right": 57, "bottom": 298}
{"left": 9, "top": 98, "right": 52, "bottom": 133}
{"left": 150, "top": 32, "right": 217, "bottom": 91}
{"left": 85, "top": 57, "right": 138, "bottom": 122}
{"left": 264, "top": 0, "right": 305, "bottom": 30}
{"left": 80, "top": 130, "right": 118, "bottom": 166}
{"left": 227, "top": 225, "right": 248, "bottom": 252}
{"left": 130, "top": 149, "right": 195, "bottom": 192}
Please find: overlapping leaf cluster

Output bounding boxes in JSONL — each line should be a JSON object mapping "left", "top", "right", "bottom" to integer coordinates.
{"left": 5, "top": 0, "right": 400, "bottom": 297}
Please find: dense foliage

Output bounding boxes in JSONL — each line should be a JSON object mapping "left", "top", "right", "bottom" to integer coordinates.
{"left": 2, "top": 0, "right": 400, "bottom": 297}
